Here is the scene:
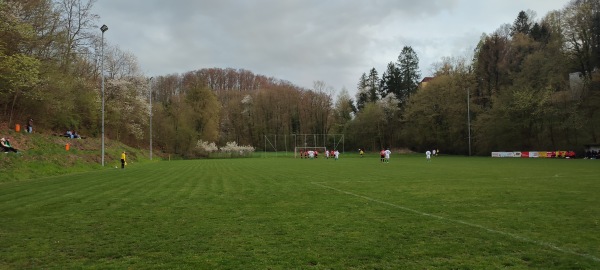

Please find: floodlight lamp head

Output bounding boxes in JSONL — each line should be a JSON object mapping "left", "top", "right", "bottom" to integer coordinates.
{"left": 100, "top": 24, "right": 108, "bottom": 33}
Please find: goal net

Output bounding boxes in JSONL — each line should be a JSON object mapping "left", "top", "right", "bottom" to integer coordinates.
{"left": 294, "top": 147, "right": 328, "bottom": 158}
{"left": 263, "top": 133, "right": 344, "bottom": 157}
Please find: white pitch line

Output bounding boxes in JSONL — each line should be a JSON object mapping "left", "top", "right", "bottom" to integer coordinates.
{"left": 311, "top": 182, "right": 600, "bottom": 263}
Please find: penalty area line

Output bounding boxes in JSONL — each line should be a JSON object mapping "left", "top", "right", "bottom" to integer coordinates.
{"left": 311, "top": 182, "right": 600, "bottom": 263}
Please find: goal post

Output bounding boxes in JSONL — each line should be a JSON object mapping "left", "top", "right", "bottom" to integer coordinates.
{"left": 294, "top": 147, "right": 327, "bottom": 158}
{"left": 292, "top": 133, "right": 344, "bottom": 158}
{"left": 263, "top": 133, "right": 344, "bottom": 157}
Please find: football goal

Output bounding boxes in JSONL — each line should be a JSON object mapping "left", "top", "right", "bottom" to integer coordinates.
{"left": 294, "top": 147, "right": 328, "bottom": 158}
{"left": 263, "top": 134, "right": 344, "bottom": 157}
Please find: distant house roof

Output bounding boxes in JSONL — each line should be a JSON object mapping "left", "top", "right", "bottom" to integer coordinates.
{"left": 421, "top": 77, "right": 434, "bottom": 83}
{"left": 419, "top": 77, "right": 435, "bottom": 89}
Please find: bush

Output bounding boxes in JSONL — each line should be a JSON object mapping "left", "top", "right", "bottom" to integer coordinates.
{"left": 195, "top": 140, "right": 255, "bottom": 158}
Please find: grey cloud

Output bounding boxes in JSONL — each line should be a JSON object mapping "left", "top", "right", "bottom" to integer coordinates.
{"left": 94, "top": 0, "right": 567, "bottom": 94}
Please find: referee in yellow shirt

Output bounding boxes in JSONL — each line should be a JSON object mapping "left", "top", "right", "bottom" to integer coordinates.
{"left": 121, "top": 151, "right": 126, "bottom": 169}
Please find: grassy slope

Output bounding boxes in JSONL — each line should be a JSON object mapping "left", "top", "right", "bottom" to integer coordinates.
{"left": 0, "top": 154, "right": 599, "bottom": 269}
{"left": 0, "top": 129, "right": 149, "bottom": 182}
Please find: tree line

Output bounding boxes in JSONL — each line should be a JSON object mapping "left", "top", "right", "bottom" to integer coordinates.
{"left": 346, "top": 0, "right": 600, "bottom": 155}
{"left": 1, "top": 0, "right": 599, "bottom": 157}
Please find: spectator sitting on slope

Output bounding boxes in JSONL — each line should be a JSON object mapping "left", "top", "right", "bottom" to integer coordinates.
{"left": 1, "top": 137, "right": 19, "bottom": 153}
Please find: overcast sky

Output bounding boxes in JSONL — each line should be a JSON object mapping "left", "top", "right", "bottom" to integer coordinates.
{"left": 92, "top": 0, "right": 569, "bottom": 95}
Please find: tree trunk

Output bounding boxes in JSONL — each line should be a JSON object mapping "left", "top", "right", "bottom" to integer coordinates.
{"left": 8, "top": 91, "right": 20, "bottom": 128}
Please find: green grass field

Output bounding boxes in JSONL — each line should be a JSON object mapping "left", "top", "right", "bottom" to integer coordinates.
{"left": 1, "top": 154, "right": 599, "bottom": 269}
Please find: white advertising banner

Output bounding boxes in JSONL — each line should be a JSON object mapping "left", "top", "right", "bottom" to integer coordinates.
{"left": 492, "top": 152, "right": 517, "bottom": 157}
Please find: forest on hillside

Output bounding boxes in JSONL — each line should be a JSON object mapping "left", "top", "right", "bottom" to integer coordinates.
{"left": 1, "top": 0, "right": 599, "bottom": 157}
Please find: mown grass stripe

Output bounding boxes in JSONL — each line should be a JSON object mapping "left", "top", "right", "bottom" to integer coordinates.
{"left": 312, "top": 181, "right": 600, "bottom": 263}
{"left": 1, "top": 156, "right": 599, "bottom": 269}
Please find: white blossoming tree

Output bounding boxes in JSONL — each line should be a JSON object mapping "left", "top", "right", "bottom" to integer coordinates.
{"left": 195, "top": 140, "right": 255, "bottom": 158}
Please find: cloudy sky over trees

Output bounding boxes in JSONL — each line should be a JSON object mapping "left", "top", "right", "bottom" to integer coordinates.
{"left": 93, "top": 0, "right": 568, "bottom": 92}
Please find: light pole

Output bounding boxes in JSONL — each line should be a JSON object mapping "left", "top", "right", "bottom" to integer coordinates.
{"left": 467, "top": 88, "right": 472, "bottom": 156}
{"left": 148, "top": 77, "right": 153, "bottom": 160}
{"left": 100, "top": 24, "right": 108, "bottom": 166}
